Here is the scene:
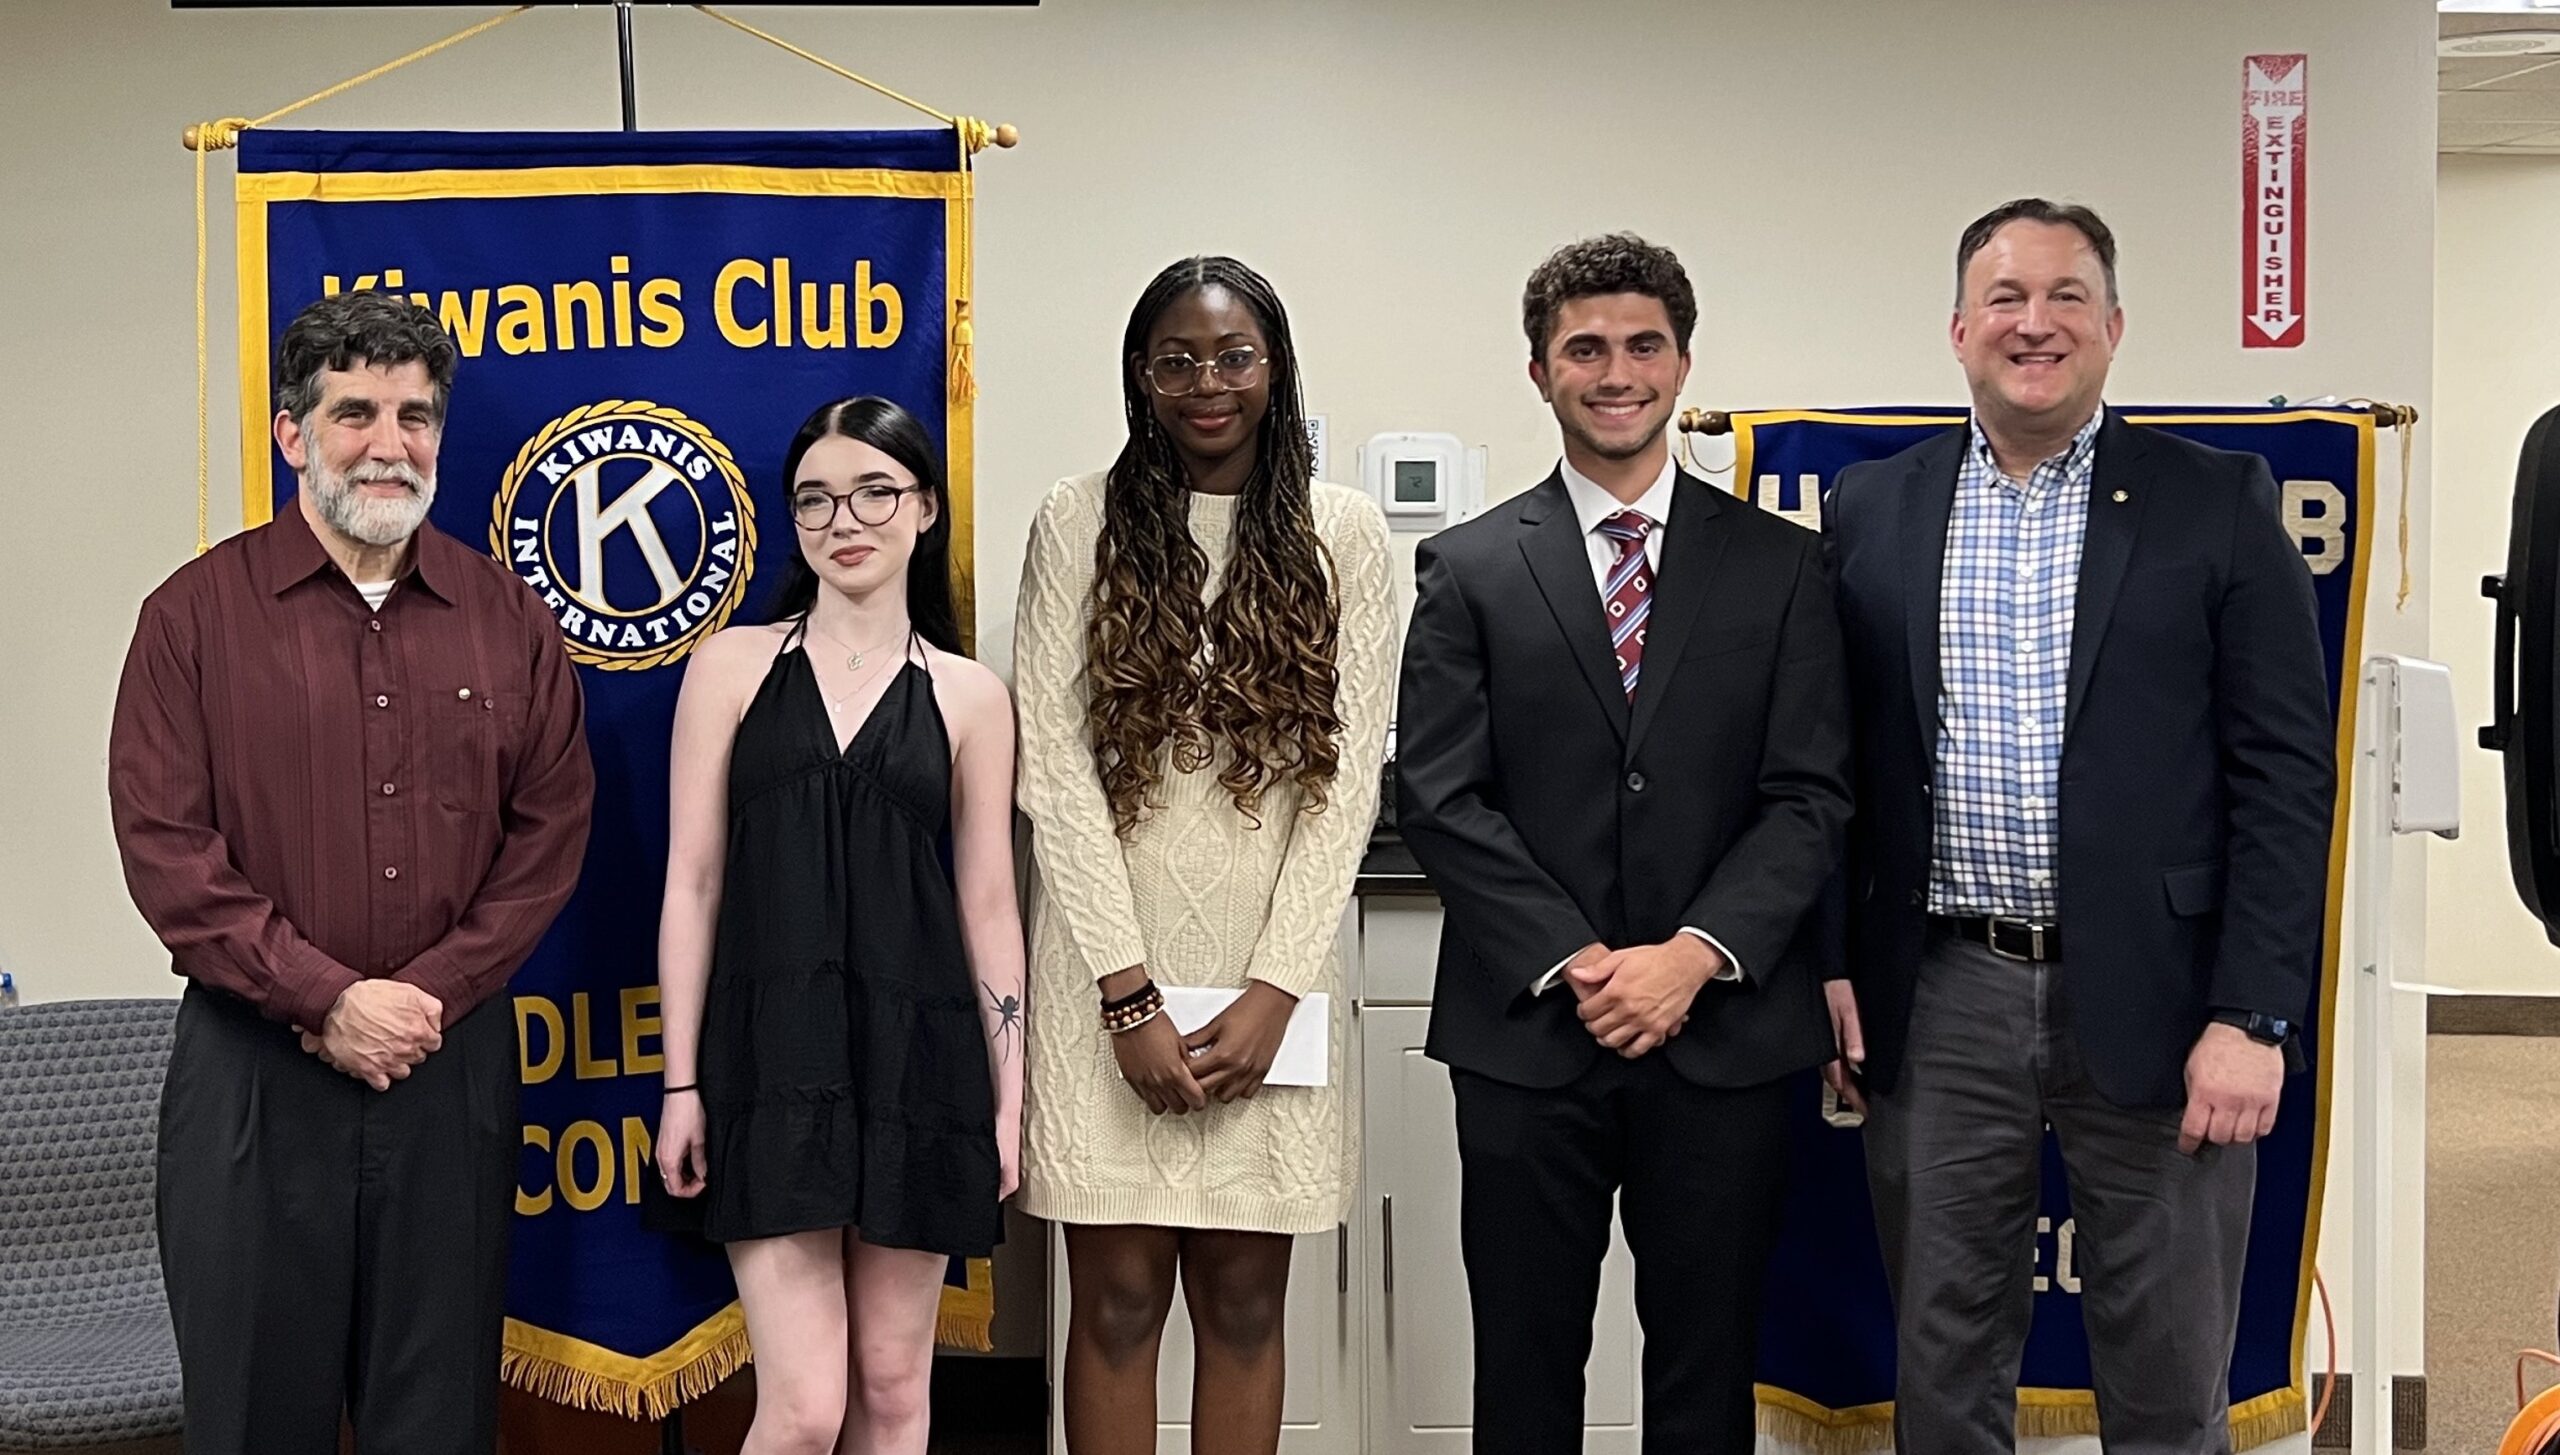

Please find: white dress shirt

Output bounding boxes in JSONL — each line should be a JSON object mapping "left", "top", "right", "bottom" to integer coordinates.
{"left": 1531, "top": 451, "right": 1745, "bottom": 995}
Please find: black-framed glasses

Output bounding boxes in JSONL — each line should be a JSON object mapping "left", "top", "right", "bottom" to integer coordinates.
{"left": 792, "top": 484, "right": 921, "bottom": 530}
{"left": 1146, "top": 345, "right": 1266, "bottom": 397}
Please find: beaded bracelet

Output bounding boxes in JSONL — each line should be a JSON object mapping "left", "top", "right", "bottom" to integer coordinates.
{"left": 1101, "top": 982, "right": 1164, "bottom": 1035}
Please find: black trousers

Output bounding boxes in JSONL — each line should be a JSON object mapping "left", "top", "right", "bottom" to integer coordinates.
{"left": 158, "top": 983, "right": 519, "bottom": 1455}
{"left": 1453, "top": 1052, "right": 1793, "bottom": 1455}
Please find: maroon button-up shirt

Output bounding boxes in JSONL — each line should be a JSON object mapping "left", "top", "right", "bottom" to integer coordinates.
{"left": 109, "top": 503, "right": 593, "bottom": 1031}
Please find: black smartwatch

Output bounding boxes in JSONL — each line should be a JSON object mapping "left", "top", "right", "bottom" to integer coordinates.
{"left": 2209, "top": 1009, "right": 2293, "bottom": 1046}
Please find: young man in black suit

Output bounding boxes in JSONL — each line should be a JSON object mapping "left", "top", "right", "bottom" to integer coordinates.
{"left": 1396, "top": 234, "right": 1854, "bottom": 1455}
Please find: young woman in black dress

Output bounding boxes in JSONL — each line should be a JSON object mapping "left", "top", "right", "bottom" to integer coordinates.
{"left": 654, "top": 397, "right": 1025, "bottom": 1455}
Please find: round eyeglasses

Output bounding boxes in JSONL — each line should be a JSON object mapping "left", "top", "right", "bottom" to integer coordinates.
{"left": 1145, "top": 345, "right": 1266, "bottom": 397}
{"left": 792, "top": 484, "right": 920, "bottom": 530}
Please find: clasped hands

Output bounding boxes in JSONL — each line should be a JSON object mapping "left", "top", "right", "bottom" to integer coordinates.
{"left": 1564, "top": 936, "right": 1718, "bottom": 1059}
{"left": 293, "top": 979, "right": 443, "bottom": 1091}
{"left": 1105, "top": 968, "right": 1297, "bottom": 1115}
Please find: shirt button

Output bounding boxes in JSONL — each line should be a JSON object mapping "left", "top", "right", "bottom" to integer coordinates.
{"left": 2023, "top": 796, "right": 2046, "bottom": 810}
{"left": 457, "top": 687, "right": 473, "bottom": 701}
{"left": 2017, "top": 565, "right": 2034, "bottom": 579}
{"left": 383, "top": 866, "right": 399, "bottom": 881}
{"left": 369, "top": 620, "right": 383, "bottom": 633}
{"left": 1626, "top": 771, "right": 1647, "bottom": 793}
{"left": 381, "top": 783, "right": 396, "bottom": 796}
{"left": 374, "top": 695, "right": 390, "bottom": 708}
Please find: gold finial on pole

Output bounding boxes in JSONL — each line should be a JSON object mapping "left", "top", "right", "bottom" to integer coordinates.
{"left": 183, "top": 119, "right": 249, "bottom": 153}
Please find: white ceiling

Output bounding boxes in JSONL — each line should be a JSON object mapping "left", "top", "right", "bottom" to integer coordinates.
{"left": 2443, "top": 13, "right": 2560, "bottom": 153}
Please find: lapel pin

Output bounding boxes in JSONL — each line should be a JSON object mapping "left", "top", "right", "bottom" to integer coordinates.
{"left": 2111, "top": 490, "right": 2129, "bottom": 503}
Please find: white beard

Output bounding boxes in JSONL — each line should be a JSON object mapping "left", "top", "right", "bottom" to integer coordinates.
{"left": 306, "top": 456, "right": 435, "bottom": 547}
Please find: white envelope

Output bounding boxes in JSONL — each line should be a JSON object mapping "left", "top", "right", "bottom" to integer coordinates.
{"left": 1159, "top": 988, "right": 1331, "bottom": 1088}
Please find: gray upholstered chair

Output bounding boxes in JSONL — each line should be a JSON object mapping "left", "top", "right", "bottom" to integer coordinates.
{"left": 0, "top": 999, "right": 183, "bottom": 1451}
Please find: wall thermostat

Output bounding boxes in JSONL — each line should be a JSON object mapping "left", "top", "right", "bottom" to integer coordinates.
{"left": 1358, "top": 431, "right": 1485, "bottom": 531}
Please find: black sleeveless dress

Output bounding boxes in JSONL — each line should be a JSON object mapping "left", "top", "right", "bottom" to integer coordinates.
{"left": 692, "top": 625, "right": 1000, "bottom": 1256}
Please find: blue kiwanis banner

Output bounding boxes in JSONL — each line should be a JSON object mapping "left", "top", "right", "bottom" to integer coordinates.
{"left": 234, "top": 128, "right": 990, "bottom": 1416}
{"left": 1729, "top": 408, "right": 2369, "bottom": 1451}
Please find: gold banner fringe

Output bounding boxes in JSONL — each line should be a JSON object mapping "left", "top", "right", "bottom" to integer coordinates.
{"left": 936, "top": 1255, "right": 996, "bottom": 1353}
{"left": 2015, "top": 1400, "right": 2102, "bottom": 1442}
{"left": 2229, "top": 1389, "right": 2311, "bottom": 1451}
{"left": 500, "top": 1320, "right": 753, "bottom": 1422}
{"left": 1754, "top": 1401, "right": 1894, "bottom": 1454}
{"left": 1752, "top": 1387, "right": 2304, "bottom": 1452}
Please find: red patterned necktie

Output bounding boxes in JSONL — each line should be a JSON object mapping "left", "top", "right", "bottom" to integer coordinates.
{"left": 1598, "top": 510, "right": 1654, "bottom": 700}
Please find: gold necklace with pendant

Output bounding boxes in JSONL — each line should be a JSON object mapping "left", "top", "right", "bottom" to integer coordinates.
{"left": 811, "top": 622, "right": 904, "bottom": 674}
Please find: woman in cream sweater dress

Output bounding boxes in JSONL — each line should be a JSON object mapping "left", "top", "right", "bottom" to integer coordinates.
{"left": 1014, "top": 256, "right": 1394, "bottom": 1455}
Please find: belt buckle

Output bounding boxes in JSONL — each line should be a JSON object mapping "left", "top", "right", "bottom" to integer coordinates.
{"left": 1985, "top": 916, "right": 2044, "bottom": 962}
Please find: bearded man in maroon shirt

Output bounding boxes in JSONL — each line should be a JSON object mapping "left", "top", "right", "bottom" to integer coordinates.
{"left": 109, "top": 289, "right": 592, "bottom": 1455}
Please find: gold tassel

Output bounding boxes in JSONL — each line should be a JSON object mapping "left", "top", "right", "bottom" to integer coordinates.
{"left": 949, "top": 300, "right": 978, "bottom": 407}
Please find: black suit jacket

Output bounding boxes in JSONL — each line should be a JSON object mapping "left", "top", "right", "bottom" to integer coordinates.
{"left": 1397, "top": 469, "right": 1852, "bottom": 1091}
{"left": 1826, "top": 412, "right": 2335, "bottom": 1108}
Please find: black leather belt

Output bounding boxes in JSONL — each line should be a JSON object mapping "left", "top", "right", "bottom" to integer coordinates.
{"left": 1930, "top": 915, "right": 2062, "bottom": 963}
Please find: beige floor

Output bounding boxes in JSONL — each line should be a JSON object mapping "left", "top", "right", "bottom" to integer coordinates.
{"left": 2426, "top": 1034, "right": 2560, "bottom": 1455}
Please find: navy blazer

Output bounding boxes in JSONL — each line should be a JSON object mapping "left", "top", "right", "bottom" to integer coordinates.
{"left": 1825, "top": 412, "right": 2334, "bottom": 1109}
{"left": 1398, "top": 470, "right": 1851, "bottom": 1091}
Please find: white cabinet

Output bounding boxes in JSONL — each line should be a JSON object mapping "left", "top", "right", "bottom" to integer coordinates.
{"left": 1357, "top": 1005, "right": 1641, "bottom": 1455}
{"left": 1043, "top": 899, "right": 1643, "bottom": 1453}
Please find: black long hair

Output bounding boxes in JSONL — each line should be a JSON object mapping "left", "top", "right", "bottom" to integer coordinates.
{"left": 765, "top": 396, "right": 963, "bottom": 654}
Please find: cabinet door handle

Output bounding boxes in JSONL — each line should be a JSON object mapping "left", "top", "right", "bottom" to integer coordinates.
{"left": 1381, "top": 1194, "right": 1395, "bottom": 1296}
{"left": 1336, "top": 1222, "right": 1348, "bottom": 1294}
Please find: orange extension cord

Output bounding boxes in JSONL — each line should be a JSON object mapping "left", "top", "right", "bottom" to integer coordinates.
{"left": 2510, "top": 1350, "right": 2560, "bottom": 1454}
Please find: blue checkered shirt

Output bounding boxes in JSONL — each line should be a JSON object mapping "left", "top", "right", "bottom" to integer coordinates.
{"left": 1928, "top": 411, "right": 2101, "bottom": 920}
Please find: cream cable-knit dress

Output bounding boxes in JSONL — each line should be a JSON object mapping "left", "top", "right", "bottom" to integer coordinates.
{"left": 1014, "top": 472, "right": 1395, "bottom": 1233}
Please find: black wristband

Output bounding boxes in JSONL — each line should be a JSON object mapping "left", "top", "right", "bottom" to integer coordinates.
{"left": 662, "top": 1082, "right": 699, "bottom": 1094}
{"left": 1100, "top": 979, "right": 1158, "bottom": 1015}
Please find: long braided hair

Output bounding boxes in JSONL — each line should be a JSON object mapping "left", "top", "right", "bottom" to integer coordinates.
{"left": 1086, "top": 256, "right": 1343, "bottom": 835}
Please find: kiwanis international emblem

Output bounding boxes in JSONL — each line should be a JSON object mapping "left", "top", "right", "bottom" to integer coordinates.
{"left": 491, "top": 401, "right": 758, "bottom": 669}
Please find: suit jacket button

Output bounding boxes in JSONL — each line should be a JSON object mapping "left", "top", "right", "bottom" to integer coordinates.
{"left": 1626, "top": 771, "right": 1647, "bottom": 793}
{"left": 1908, "top": 890, "right": 1925, "bottom": 907}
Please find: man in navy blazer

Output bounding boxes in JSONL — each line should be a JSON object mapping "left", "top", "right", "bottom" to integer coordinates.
{"left": 1824, "top": 199, "right": 2333, "bottom": 1454}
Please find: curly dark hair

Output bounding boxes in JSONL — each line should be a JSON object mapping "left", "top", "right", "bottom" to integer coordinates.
{"left": 1087, "top": 256, "right": 1343, "bottom": 836}
{"left": 274, "top": 289, "right": 458, "bottom": 429}
{"left": 1520, "top": 233, "right": 1697, "bottom": 364}
{"left": 1955, "top": 197, "right": 2119, "bottom": 308}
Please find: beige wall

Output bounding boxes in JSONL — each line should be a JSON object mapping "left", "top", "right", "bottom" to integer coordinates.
{"left": 0, "top": 0, "right": 2436, "bottom": 1394}
{"left": 2431, "top": 152, "right": 2560, "bottom": 998}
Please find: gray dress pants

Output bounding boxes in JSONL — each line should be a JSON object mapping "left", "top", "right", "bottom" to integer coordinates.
{"left": 1863, "top": 934, "right": 2256, "bottom": 1455}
